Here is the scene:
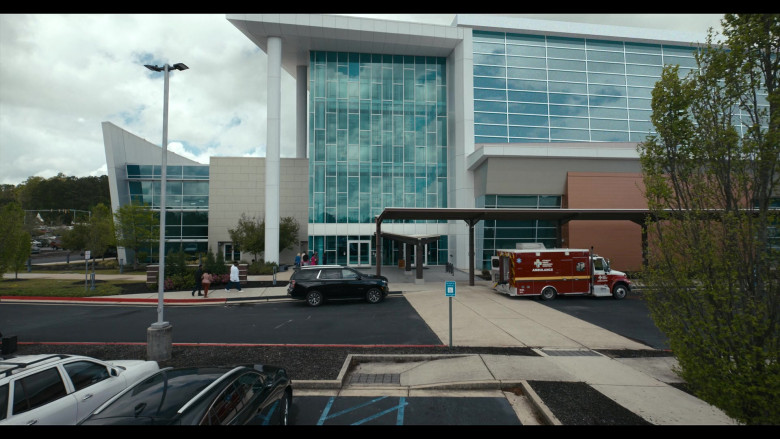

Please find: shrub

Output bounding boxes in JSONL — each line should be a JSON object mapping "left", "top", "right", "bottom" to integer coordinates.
{"left": 213, "top": 251, "right": 228, "bottom": 275}
{"left": 248, "top": 260, "right": 278, "bottom": 275}
{"left": 205, "top": 273, "right": 229, "bottom": 285}
{"left": 100, "top": 259, "right": 119, "bottom": 270}
{"left": 164, "top": 272, "right": 192, "bottom": 291}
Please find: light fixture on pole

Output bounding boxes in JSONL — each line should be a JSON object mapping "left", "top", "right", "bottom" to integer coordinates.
{"left": 144, "top": 62, "right": 188, "bottom": 361}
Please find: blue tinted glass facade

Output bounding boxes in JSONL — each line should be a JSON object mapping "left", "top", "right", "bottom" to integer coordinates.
{"left": 472, "top": 31, "right": 701, "bottom": 144}
{"left": 477, "top": 195, "right": 562, "bottom": 270}
{"left": 308, "top": 52, "right": 448, "bottom": 224}
{"left": 308, "top": 51, "right": 449, "bottom": 266}
{"left": 126, "top": 164, "right": 209, "bottom": 257}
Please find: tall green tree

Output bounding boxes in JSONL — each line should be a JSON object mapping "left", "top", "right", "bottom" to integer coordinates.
{"left": 114, "top": 201, "right": 158, "bottom": 269}
{"left": 61, "top": 223, "right": 89, "bottom": 252}
{"left": 279, "top": 217, "right": 301, "bottom": 253}
{"left": 0, "top": 184, "right": 18, "bottom": 208}
{"left": 228, "top": 214, "right": 264, "bottom": 262}
{"left": 85, "top": 203, "right": 116, "bottom": 259}
{"left": 0, "top": 202, "right": 30, "bottom": 277}
{"left": 228, "top": 214, "right": 301, "bottom": 262}
{"left": 7, "top": 232, "right": 31, "bottom": 279}
{"left": 14, "top": 173, "right": 110, "bottom": 225}
{"left": 639, "top": 14, "right": 779, "bottom": 424}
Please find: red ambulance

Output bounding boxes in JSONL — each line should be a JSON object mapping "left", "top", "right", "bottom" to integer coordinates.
{"left": 491, "top": 246, "right": 631, "bottom": 300}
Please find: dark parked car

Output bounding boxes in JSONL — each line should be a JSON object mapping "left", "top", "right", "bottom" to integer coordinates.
{"left": 287, "top": 265, "right": 389, "bottom": 307}
{"left": 79, "top": 365, "right": 292, "bottom": 425}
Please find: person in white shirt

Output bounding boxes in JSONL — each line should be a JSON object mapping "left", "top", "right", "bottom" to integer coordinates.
{"left": 225, "top": 261, "right": 242, "bottom": 292}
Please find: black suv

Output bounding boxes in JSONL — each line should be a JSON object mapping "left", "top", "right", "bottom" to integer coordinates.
{"left": 287, "top": 265, "right": 389, "bottom": 307}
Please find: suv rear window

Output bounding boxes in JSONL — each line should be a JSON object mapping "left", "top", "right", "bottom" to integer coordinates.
{"left": 320, "top": 269, "right": 341, "bottom": 279}
{"left": 293, "top": 269, "right": 319, "bottom": 280}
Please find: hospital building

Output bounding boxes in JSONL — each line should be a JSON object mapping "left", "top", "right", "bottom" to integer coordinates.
{"left": 103, "top": 14, "right": 710, "bottom": 273}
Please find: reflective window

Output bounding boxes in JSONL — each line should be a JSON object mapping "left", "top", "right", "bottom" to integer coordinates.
{"left": 309, "top": 51, "right": 447, "bottom": 224}
{"left": 64, "top": 361, "right": 111, "bottom": 392}
{"left": 12, "top": 368, "right": 67, "bottom": 415}
{"left": 478, "top": 195, "right": 562, "bottom": 270}
{"left": 0, "top": 384, "right": 7, "bottom": 420}
{"left": 473, "top": 32, "right": 701, "bottom": 143}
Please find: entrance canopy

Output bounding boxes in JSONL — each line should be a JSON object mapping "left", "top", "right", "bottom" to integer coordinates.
{"left": 376, "top": 207, "right": 652, "bottom": 224}
{"left": 374, "top": 207, "right": 655, "bottom": 285}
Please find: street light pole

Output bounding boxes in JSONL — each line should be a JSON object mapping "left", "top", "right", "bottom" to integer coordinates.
{"left": 144, "top": 62, "right": 188, "bottom": 361}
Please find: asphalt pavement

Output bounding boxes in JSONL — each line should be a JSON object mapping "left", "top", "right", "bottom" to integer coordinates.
{"left": 1, "top": 265, "right": 738, "bottom": 425}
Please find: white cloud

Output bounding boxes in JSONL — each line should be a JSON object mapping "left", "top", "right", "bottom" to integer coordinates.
{"left": 0, "top": 13, "right": 726, "bottom": 186}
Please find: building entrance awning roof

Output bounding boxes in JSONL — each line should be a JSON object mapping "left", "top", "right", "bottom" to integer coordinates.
{"left": 374, "top": 207, "right": 657, "bottom": 285}
{"left": 376, "top": 207, "right": 653, "bottom": 225}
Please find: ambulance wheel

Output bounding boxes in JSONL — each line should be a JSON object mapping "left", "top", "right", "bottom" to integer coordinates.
{"left": 612, "top": 284, "right": 628, "bottom": 300}
{"left": 541, "top": 287, "right": 557, "bottom": 301}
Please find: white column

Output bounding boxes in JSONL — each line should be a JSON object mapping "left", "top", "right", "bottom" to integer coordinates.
{"left": 448, "top": 34, "right": 476, "bottom": 271}
{"left": 296, "top": 65, "right": 308, "bottom": 159}
{"left": 265, "top": 36, "right": 281, "bottom": 263}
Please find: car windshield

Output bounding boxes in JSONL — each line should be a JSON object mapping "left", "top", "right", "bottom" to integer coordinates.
{"left": 86, "top": 368, "right": 227, "bottom": 422}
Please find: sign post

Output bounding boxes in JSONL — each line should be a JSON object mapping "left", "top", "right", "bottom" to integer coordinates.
{"left": 445, "top": 281, "right": 456, "bottom": 347}
{"left": 84, "top": 251, "right": 91, "bottom": 290}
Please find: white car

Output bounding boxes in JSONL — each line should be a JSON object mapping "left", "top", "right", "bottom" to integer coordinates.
{"left": 0, "top": 354, "right": 159, "bottom": 425}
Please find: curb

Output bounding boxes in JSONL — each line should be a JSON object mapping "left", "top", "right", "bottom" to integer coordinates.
{"left": 290, "top": 353, "right": 559, "bottom": 426}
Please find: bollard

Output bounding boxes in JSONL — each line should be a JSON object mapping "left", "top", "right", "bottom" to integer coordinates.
{"left": 120, "top": 259, "right": 123, "bottom": 274}
{"left": 273, "top": 266, "right": 277, "bottom": 286}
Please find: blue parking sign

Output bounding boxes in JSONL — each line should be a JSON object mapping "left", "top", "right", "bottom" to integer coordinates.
{"left": 445, "top": 281, "right": 456, "bottom": 297}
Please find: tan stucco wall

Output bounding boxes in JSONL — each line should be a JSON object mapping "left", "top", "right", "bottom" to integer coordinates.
{"left": 208, "top": 157, "right": 309, "bottom": 265}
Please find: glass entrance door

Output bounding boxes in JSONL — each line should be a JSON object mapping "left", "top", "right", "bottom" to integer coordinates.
{"left": 347, "top": 240, "right": 371, "bottom": 267}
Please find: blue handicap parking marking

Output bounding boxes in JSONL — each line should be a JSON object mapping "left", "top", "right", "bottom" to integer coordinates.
{"left": 296, "top": 395, "right": 521, "bottom": 425}
{"left": 317, "top": 396, "right": 409, "bottom": 425}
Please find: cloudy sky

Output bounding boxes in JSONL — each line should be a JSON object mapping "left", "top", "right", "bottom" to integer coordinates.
{"left": 0, "top": 13, "right": 725, "bottom": 186}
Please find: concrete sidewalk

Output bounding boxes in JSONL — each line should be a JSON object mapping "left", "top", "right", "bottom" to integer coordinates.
{"left": 1, "top": 266, "right": 738, "bottom": 425}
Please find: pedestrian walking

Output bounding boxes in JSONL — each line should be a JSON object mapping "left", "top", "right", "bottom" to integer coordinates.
{"left": 302, "top": 252, "right": 309, "bottom": 266}
{"left": 191, "top": 263, "right": 203, "bottom": 296}
{"left": 310, "top": 251, "right": 318, "bottom": 266}
{"left": 225, "top": 261, "right": 242, "bottom": 292}
{"left": 201, "top": 270, "right": 211, "bottom": 298}
{"left": 294, "top": 252, "right": 301, "bottom": 270}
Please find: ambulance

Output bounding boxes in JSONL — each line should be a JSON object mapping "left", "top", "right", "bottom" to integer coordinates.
{"left": 491, "top": 245, "right": 631, "bottom": 300}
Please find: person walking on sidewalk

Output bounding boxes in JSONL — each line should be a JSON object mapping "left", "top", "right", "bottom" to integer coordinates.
{"left": 192, "top": 264, "right": 203, "bottom": 296}
{"left": 201, "top": 270, "right": 211, "bottom": 298}
{"left": 225, "top": 261, "right": 242, "bottom": 292}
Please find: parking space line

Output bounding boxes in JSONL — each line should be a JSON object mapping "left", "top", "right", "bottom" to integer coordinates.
{"left": 316, "top": 396, "right": 409, "bottom": 425}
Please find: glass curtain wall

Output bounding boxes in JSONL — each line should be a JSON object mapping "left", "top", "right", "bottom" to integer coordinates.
{"left": 472, "top": 30, "right": 702, "bottom": 144}
{"left": 308, "top": 51, "right": 449, "bottom": 265}
{"left": 477, "top": 195, "right": 562, "bottom": 270}
{"left": 126, "top": 164, "right": 209, "bottom": 259}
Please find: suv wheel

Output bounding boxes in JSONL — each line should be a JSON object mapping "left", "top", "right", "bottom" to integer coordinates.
{"left": 306, "top": 290, "right": 323, "bottom": 307}
{"left": 366, "top": 288, "right": 384, "bottom": 304}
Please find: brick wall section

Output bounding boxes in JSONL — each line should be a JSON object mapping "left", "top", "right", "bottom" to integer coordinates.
{"left": 565, "top": 172, "right": 646, "bottom": 272}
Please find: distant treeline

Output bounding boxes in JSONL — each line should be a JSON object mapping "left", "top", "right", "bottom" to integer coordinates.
{"left": 0, "top": 173, "right": 110, "bottom": 225}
